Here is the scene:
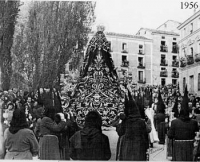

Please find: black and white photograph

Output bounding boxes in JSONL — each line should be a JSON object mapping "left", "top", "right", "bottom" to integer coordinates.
{"left": 0, "top": 0, "right": 200, "bottom": 161}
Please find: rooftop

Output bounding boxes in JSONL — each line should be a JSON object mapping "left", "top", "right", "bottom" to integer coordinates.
{"left": 178, "top": 10, "right": 200, "bottom": 29}
{"left": 156, "top": 20, "right": 181, "bottom": 30}
{"left": 105, "top": 32, "right": 151, "bottom": 40}
{"left": 90, "top": 31, "right": 151, "bottom": 40}
{"left": 138, "top": 28, "right": 180, "bottom": 36}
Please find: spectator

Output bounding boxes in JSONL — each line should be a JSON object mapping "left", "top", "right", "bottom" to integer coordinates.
{"left": 69, "top": 111, "right": 111, "bottom": 160}
{"left": 3, "top": 109, "right": 39, "bottom": 159}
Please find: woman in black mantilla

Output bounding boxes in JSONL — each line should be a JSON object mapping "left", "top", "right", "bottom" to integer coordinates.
{"left": 168, "top": 86, "right": 199, "bottom": 161}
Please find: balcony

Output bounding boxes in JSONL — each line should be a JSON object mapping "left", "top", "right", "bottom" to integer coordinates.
{"left": 138, "top": 78, "right": 146, "bottom": 84}
{"left": 187, "top": 56, "right": 194, "bottom": 65}
{"left": 160, "top": 71, "right": 168, "bottom": 77}
{"left": 180, "top": 57, "right": 186, "bottom": 67}
{"left": 160, "top": 45, "right": 168, "bottom": 52}
{"left": 160, "top": 60, "right": 168, "bottom": 66}
{"left": 195, "top": 53, "right": 200, "bottom": 62}
{"left": 137, "top": 63, "right": 145, "bottom": 69}
{"left": 138, "top": 49, "right": 144, "bottom": 55}
{"left": 121, "top": 61, "right": 129, "bottom": 67}
{"left": 172, "top": 45, "right": 178, "bottom": 53}
{"left": 172, "top": 61, "right": 179, "bottom": 67}
{"left": 171, "top": 72, "right": 179, "bottom": 78}
{"left": 121, "top": 49, "right": 128, "bottom": 53}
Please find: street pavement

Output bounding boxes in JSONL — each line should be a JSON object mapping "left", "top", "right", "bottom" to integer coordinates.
{"left": 103, "top": 127, "right": 171, "bottom": 161}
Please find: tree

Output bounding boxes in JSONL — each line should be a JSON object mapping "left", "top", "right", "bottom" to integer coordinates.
{"left": 0, "top": 0, "right": 20, "bottom": 90}
{"left": 12, "top": 1, "right": 95, "bottom": 91}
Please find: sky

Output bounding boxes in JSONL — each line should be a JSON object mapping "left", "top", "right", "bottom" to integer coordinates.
{"left": 93, "top": 0, "right": 196, "bottom": 34}
{"left": 21, "top": 0, "right": 196, "bottom": 35}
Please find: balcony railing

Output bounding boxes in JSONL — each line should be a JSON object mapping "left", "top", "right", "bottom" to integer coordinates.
{"left": 187, "top": 56, "right": 194, "bottom": 65}
{"left": 121, "top": 49, "right": 128, "bottom": 53}
{"left": 195, "top": 53, "right": 200, "bottom": 62}
{"left": 160, "top": 71, "right": 168, "bottom": 77}
{"left": 138, "top": 49, "right": 144, "bottom": 55}
{"left": 180, "top": 57, "right": 186, "bottom": 67}
{"left": 171, "top": 72, "right": 179, "bottom": 78}
{"left": 172, "top": 61, "right": 179, "bottom": 67}
{"left": 172, "top": 45, "right": 178, "bottom": 53}
{"left": 137, "top": 63, "right": 145, "bottom": 69}
{"left": 160, "top": 45, "right": 168, "bottom": 52}
{"left": 121, "top": 61, "right": 129, "bottom": 67}
{"left": 138, "top": 78, "right": 146, "bottom": 84}
{"left": 160, "top": 60, "right": 168, "bottom": 66}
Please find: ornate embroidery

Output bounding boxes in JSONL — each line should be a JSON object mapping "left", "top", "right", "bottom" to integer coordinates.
{"left": 69, "top": 31, "right": 125, "bottom": 127}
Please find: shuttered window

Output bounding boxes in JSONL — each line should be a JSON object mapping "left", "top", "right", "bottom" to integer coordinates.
{"left": 198, "top": 74, "right": 200, "bottom": 91}
{"left": 183, "top": 77, "right": 186, "bottom": 91}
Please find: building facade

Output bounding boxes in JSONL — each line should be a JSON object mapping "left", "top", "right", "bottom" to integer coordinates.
{"left": 136, "top": 22, "right": 180, "bottom": 86}
{"left": 87, "top": 32, "right": 153, "bottom": 87}
{"left": 178, "top": 10, "right": 200, "bottom": 95}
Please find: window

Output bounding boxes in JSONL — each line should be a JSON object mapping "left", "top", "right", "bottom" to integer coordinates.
{"left": 173, "top": 56, "right": 177, "bottom": 61}
{"left": 191, "top": 47, "right": 193, "bottom": 56}
{"left": 122, "top": 55, "right": 127, "bottom": 62}
{"left": 190, "top": 75, "right": 194, "bottom": 93}
{"left": 172, "top": 42, "right": 177, "bottom": 53}
{"left": 173, "top": 38, "right": 176, "bottom": 41}
{"left": 138, "top": 57, "right": 143, "bottom": 66}
{"left": 161, "top": 41, "right": 166, "bottom": 45}
{"left": 122, "top": 43, "right": 127, "bottom": 50}
{"left": 139, "top": 44, "right": 143, "bottom": 54}
{"left": 164, "top": 24, "right": 167, "bottom": 28}
{"left": 161, "top": 54, "right": 166, "bottom": 64}
{"left": 172, "top": 68, "right": 177, "bottom": 72}
{"left": 183, "top": 77, "right": 186, "bottom": 91}
{"left": 161, "top": 78, "right": 166, "bottom": 86}
{"left": 172, "top": 42, "right": 177, "bottom": 46}
{"left": 198, "top": 73, "right": 200, "bottom": 91}
{"left": 139, "top": 45, "right": 143, "bottom": 49}
{"left": 172, "top": 79, "right": 177, "bottom": 85}
{"left": 190, "top": 23, "right": 193, "bottom": 33}
{"left": 162, "top": 36, "right": 165, "bottom": 39}
{"left": 161, "top": 67, "right": 166, "bottom": 71}
{"left": 138, "top": 71, "right": 143, "bottom": 81}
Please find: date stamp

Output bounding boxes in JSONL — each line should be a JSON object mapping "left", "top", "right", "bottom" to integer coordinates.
{"left": 181, "top": 2, "right": 198, "bottom": 9}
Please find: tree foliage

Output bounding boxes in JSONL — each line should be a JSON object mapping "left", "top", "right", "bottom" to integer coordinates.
{"left": 12, "top": 1, "right": 96, "bottom": 91}
{"left": 0, "top": 0, "right": 20, "bottom": 90}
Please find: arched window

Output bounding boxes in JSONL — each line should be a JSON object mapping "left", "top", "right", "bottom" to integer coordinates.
{"left": 191, "top": 47, "right": 193, "bottom": 56}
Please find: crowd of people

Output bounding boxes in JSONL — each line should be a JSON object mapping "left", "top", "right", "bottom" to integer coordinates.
{"left": 0, "top": 84, "right": 200, "bottom": 161}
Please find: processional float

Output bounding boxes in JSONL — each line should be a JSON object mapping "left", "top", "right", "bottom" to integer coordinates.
{"left": 69, "top": 26, "right": 125, "bottom": 126}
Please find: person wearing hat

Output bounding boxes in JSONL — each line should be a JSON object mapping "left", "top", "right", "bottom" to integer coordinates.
{"left": 3, "top": 109, "right": 39, "bottom": 159}
{"left": 154, "top": 89, "right": 166, "bottom": 144}
{"left": 69, "top": 111, "right": 111, "bottom": 160}
{"left": 118, "top": 90, "right": 149, "bottom": 161}
{"left": 168, "top": 86, "right": 199, "bottom": 161}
